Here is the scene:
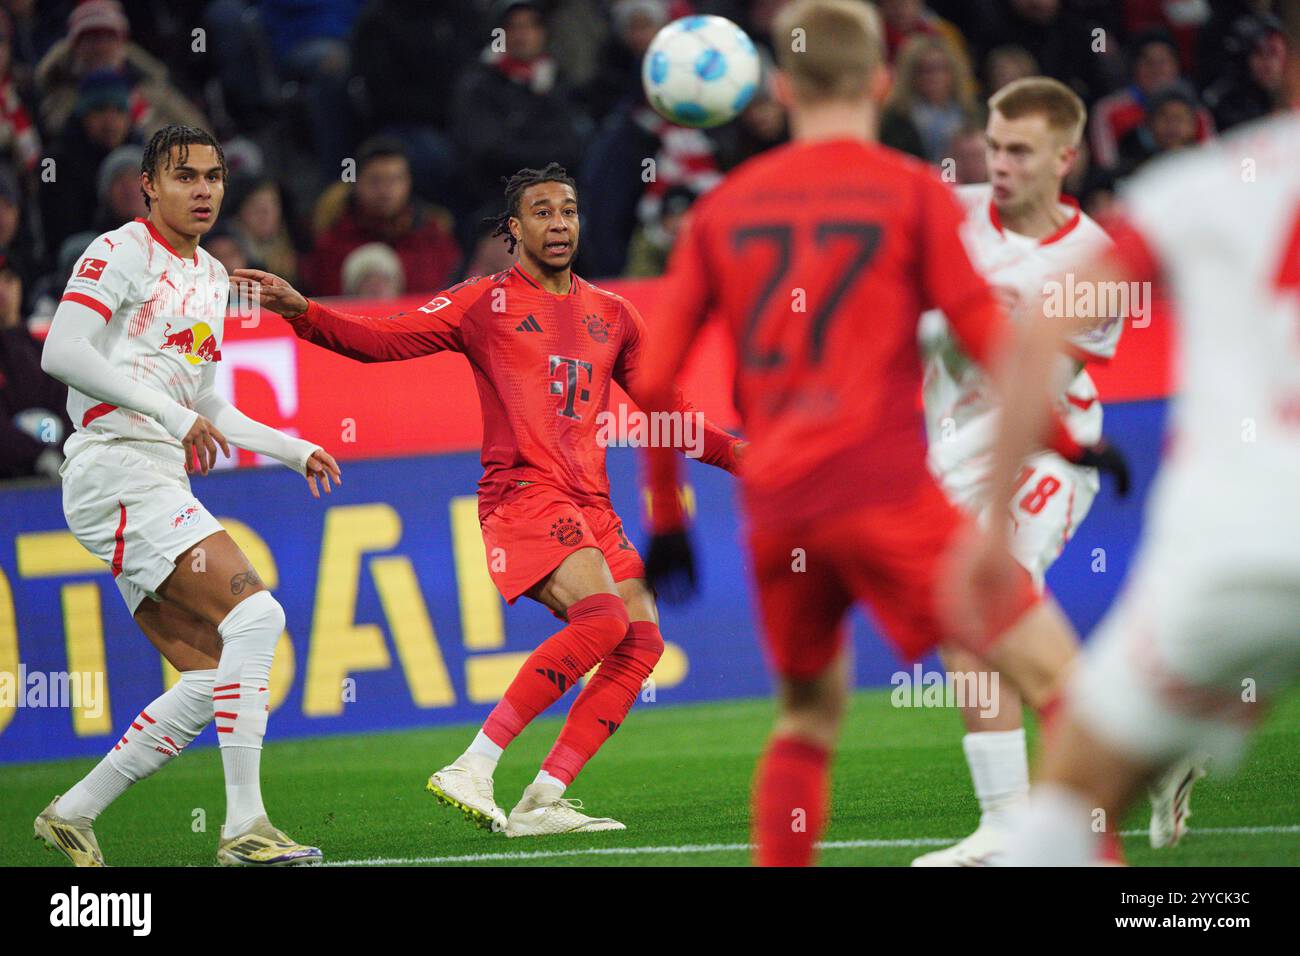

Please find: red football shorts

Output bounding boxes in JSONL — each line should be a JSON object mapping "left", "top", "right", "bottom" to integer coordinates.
{"left": 481, "top": 483, "right": 645, "bottom": 604}
{"left": 747, "top": 478, "right": 1040, "bottom": 680}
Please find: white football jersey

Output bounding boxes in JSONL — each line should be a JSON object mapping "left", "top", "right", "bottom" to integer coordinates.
{"left": 59, "top": 218, "right": 229, "bottom": 463}
{"left": 1120, "top": 113, "right": 1300, "bottom": 486}
{"left": 920, "top": 183, "right": 1121, "bottom": 480}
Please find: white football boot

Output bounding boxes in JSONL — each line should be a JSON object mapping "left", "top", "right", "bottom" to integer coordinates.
{"left": 427, "top": 754, "right": 508, "bottom": 831}
{"left": 1148, "top": 757, "right": 1208, "bottom": 849}
{"left": 505, "top": 782, "right": 626, "bottom": 838}
{"left": 34, "top": 797, "right": 106, "bottom": 867}
{"left": 911, "top": 824, "right": 1009, "bottom": 867}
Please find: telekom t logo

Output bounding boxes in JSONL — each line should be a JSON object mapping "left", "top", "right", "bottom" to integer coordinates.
{"left": 549, "top": 355, "right": 593, "bottom": 420}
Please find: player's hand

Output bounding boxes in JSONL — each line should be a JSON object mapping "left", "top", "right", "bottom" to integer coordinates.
{"left": 230, "top": 269, "right": 309, "bottom": 319}
{"left": 304, "top": 448, "right": 341, "bottom": 499}
{"left": 1073, "top": 438, "right": 1130, "bottom": 497}
{"left": 644, "top": 529, "right": 697, "bottom": 604}
{"left": 730, "top": 440, "right": 749, "bottom": 474}
{"left": 938, "top": 522, "right": 1024, "bottom": 652}
{"left": 182, "top": 415, "right": 230, "bottom": 476}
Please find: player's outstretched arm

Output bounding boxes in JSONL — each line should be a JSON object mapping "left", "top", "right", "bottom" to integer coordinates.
{"left": 42, "top": 297, "right": 231, "bottom": 474}
{"left": 231, "top": 269, "right": 464, "bottom": 363}
{"left": 193, "top": 366, "right": 342, "bottom": 497}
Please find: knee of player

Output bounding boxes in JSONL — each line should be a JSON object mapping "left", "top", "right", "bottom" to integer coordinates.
{"left": 628, "top": 621, "right": 666, "bottom": 663}
{"left": 219, "top": 589, "right": 286, "bottom": 643}
{"left": 176, "top": 668, "right": 216, "bottom": 700}
{"left": 569, "top": 592, "right": 632, "bottom": 653}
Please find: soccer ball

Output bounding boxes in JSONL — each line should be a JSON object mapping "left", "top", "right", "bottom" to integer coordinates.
{"left": 642, "top": 15, "right": 761, "bottom": 129}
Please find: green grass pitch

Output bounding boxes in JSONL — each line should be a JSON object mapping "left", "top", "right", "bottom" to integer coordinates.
{"left": 4, "top": 687, "right": 1297, "bottom": 867}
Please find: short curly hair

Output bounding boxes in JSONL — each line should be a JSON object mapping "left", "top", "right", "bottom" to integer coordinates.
{"left": 140, "top": 125, "right": 227, "bottom": 209}
{"left": 483, "top": 162, "right": 578, "bottom": 254}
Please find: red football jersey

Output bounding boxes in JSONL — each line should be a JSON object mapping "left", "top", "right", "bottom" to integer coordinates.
{"left": 637, "top": 138, "right": 1008, "bottom": 531}
{"left": 289, "top": 263, "right": 739, "bottom": 518}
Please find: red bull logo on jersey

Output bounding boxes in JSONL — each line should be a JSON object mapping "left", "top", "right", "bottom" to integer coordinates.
{"left": 159, "top": 321, "right": 221, "bottom": 365}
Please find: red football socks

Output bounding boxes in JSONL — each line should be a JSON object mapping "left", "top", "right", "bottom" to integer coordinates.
{"left": 482, "top": 592, "right": 630, "bottom": 749}
{"left": 541, "top": 620, "right": 665, "bottom": 784}
{"left": 753, "top": 734, "right": 830, "bottom": 867}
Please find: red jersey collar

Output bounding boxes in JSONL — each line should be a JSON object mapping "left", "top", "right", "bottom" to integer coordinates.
{"left": 135, "top": 217, "right": 199, "bottom": 265}
{"left": 511, "top": 262, "right": 576, "bottom": 295}
{"left": 988, "top": 194, "right": 1081, "bottom": 247}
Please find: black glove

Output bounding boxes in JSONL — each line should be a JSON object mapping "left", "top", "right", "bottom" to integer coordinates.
{"left": 1074, "top": 439, "right": 1131, "bottom": 497}
{"left": 644, "top": 529, "right": 697, "bottom": 604}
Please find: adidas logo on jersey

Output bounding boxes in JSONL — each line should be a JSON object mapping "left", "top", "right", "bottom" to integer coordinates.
{"left": 515, "top": 314, "right": 542, "bottom": 333}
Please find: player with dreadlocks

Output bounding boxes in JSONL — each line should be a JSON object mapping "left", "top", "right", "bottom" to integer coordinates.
{"left": 35, "top": 124, "right": 340, "bottom": 867}
{"left": 233, "top": 163, "right": 744, "bottom": 837}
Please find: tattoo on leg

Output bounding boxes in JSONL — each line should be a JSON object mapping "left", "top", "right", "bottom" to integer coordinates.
{"left": 230, "top": 569, "right": 263, "bottom": 595}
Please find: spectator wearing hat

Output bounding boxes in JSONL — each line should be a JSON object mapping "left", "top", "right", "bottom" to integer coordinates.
{"left": 0, "top": 9, "right": 39, "bottom": 175}
{"left": 341, "top": 242, "right": 405, "bottom": 298}
{"left": 1090, "top": 28, "right": 1215, "bottom": 170}
{"left": 1203, "top": 12, "right": 1291, "bottom": 132}
{"left": 0, "top": 254, "right": 71, "bottom": 480}
{"left": 34, "top": 0, "right": 208, "bottom": 139}
{"left": 304, "top": 137, "right": 460, "bottom": 297}
{"left": 39, "top": 68, "right": 142, "bottom": 249}
{"left": 92, "top": 142, "right": 146, "bottom": 233}
{"left": 450, "top": 1, "right": 590, "bottom": 217}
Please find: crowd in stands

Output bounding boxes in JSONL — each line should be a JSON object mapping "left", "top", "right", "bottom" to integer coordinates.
{"left": 0, "top": 0, "right": 1296, "bottom": 479}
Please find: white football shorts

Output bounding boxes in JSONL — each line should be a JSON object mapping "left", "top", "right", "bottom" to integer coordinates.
{"left": 61, "top": 441, "right": 225, "bottom": 614}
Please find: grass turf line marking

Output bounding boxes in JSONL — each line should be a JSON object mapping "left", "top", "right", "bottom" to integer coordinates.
{"left": 329, "top": 824, "right": 1300, "bottom": 866}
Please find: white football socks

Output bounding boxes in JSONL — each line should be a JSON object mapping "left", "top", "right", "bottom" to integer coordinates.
{"left": 962, "top": 729, "right": 1030, "bottom": 829}
{"left": 221, "top": 746, "right": 266, "bottom": 836}
{"left": 533, "top": 769, "right": 567, "bottom": 794}
{"left": 58, "top": 668, "right": 216, "bottom": 822}
{"left": 466, "top": 729, "right": 504, "bottom": 767}
{"left": 1003, "top": 783, "right": 1098, "bottom": 866}
{"left": 56, "top": 761, "right": 132, "bottom": 823}
{"left": 214, "top": 591, "right": 284, "bottom": 835}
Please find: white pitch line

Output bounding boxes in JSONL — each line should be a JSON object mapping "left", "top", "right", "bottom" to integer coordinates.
{"left": 328, "top": 824, "right": 1300, "bottom": 867}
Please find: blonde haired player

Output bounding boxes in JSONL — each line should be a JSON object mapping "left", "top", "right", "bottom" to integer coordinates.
{"left": 33, "top": 125, "right": 340, "bottom": 866}
{"left": 915, "top": 78, "right": 1119, "bottom": 866}
{"left": 635, "top": 0, "right": 1128, "bottom": 866}
{"left": 915, "top": 77, "right": 1203, "bottom": 866}
{"left": 953, "top": 54, "right": 1300, "bottom": 864}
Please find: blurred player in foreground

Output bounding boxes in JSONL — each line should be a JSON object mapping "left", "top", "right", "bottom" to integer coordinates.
{"left": 35, "top": 125, "right": 341, "bottom": 867}
{"left": 957, "top": 55, "right": 1300, "bottom": 868}
{"left": 635, "top": 0, "right": 1126, "bottom": 866}
{"left": 912, "top": 77, "right": 1197, "bottom": 865}
{"left": 232, "top": 166, "right": 743, "bottom": 837}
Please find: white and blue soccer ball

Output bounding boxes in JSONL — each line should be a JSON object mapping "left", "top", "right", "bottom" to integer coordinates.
{"left": 642, "top": 15, "right": 761, "bottom": 129}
